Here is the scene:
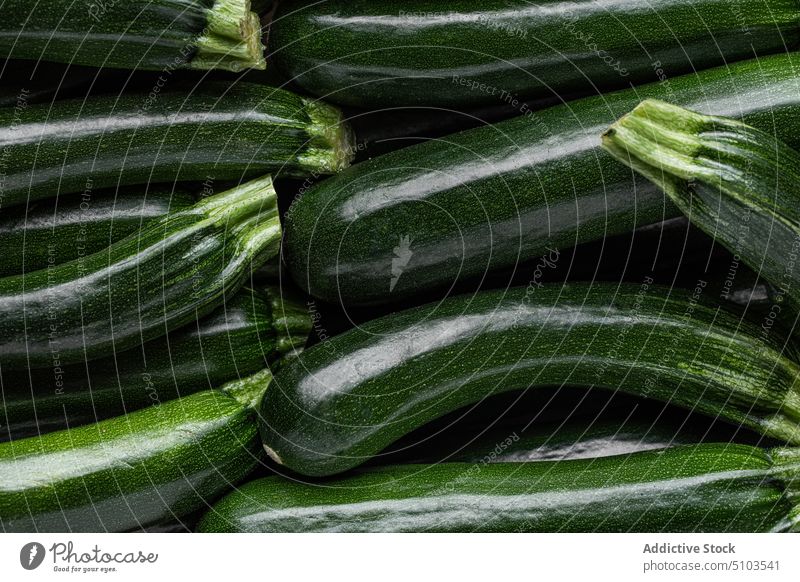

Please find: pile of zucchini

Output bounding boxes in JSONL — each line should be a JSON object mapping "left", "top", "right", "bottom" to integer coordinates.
{"left": 2, "top": 0, "right": 800, "bottom": 534}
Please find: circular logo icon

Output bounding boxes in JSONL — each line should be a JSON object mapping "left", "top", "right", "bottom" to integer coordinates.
{"left": 20, "top": 542, "right": 46, "bottom": 570}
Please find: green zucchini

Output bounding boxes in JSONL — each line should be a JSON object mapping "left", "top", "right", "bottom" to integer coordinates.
{"left": 283, "top": 53, "right": 800, "bottom": 307}
{"left": 0, "top": 174, "right": 280, "bottom": 369}
{"left": 0, "top": 0, "right": 264, "bottom": 72}
{"left": 603, "top": 99, "right": 800, "bottom": 314}
{"left": 0, "top": 285, "right": 310, "bottom": 440}
{"left": 0, "top": 368, "right": 271, "bottom": 533}
{"left": 198, "top": 444, "right": 800, "bottom": 532}
{"left": 270, "top": 0, "right": 799, "bottom": 107}
{"left": 0, "top": 187, "right": 195, "bottom": 277}
{"left": 260, "top": 283, "right": 800, "bottom": 477}
{"left": 0, "top": 82, "right": 354, "bottom": 206}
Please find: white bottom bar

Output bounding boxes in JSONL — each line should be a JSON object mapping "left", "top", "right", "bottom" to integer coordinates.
{"left": 0, "top": 533, "right": 796, "bottom": 581}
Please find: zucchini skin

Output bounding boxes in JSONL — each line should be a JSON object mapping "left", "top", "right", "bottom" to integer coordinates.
{"left": 284, "top": 53, "right": 800, "bottom": 307}
{"left": 260, "top": 283, "right": 800, "bottom": 477}
{"left": 0, "top": 0, "right": 264, "bottom": 72}
{"left": 0, "top": 285, "right": 308, "bottom": 440}
{"left": 0, "top": 370, "right": 271, "bottom": 533}
{"left": 0, "top": 175, "right": 281, "bottom": 369}
{"left": 0, "top": 83, "right": 353, "bottom": 206}
{"left": 0, "top": 188, "right": 195, "bottom": 277}
{"left": 271, "top": 0, "right": 800, "bottom": 108}
{"left": 198, "top": 444, "right": 799, "bottom": 533}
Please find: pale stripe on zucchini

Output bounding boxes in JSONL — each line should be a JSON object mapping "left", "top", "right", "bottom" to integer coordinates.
{"left": 0, "top": 187, "right": 196, "bottom": 277}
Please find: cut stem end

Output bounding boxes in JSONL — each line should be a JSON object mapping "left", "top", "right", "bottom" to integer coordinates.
{"left": 192, "top": 0, "right": 266, "bottom": 72}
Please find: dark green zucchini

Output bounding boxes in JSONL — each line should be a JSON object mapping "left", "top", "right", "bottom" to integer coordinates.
{"left": 0, "top": 285, "right": 310, "bottom": 440}
{"left": 0, "top": 187, "right": 195, "bottom": 277}
{"left": 260, "top": 283, "right": 800, "bottom": 477}
{"left": 283, "top": 53, "right": 800, "bottom": 307}
{"left": 0, "top": 368, "right": 272, "bottom": 533}
{"left": 270, "top": 0, "right": 800, "bottom": 107}
{"left": 603, "top": 99, "right": 800, "bottom": 315}
{"left": 0, "top": 82, "right": 354, "bottom": 206}
{"left": 198, "top": 444, "right": 800, "bottom": 532}
{"left": 0, "top": 0, "right": 264, "bottom": 72}
{"left": 0, "top": 175, "right": 281, "bottom": 369}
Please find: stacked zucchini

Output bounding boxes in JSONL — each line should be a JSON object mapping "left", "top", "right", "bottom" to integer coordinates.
{"left": 2, "top": 0, "right": 800, "bottom": 533}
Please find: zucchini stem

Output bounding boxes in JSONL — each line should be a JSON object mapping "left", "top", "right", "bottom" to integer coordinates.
{"left": 235, "top": 212, "right": 282, "bottom": 269}
{"left": 298, "top": 97, "right": 357, "bottom": 174}
{"left": 197, "top": 174, "right": 282, "bottom": 271}
{"left": 198, "top": 174, "right": 278, "bottom": 224}
{"left": 192, "top": 0, "right": 266, "bottom": 72}
{"left": 263, "top": 285, "right": 313, "bottom": 357}
{"left": 222, "top": 368, "right": 273, "bottom": 409}
{"left": 602, "top": 99, "right": 800, "bottom": 310}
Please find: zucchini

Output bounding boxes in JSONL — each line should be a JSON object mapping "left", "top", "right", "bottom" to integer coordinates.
{"left": 270, "top": 0, "right": 799, "bottom": 107}
{"left": 0, "top": 368, "right": 272, "bottom": 533}
{"left": 0, "top": 175, "right": 281, "bottom": 369}
{"left": 0, "top": 0, "right": 264, "bottom": 72}
{"left": 283, "top": 53, "right": 800, "bottom": 307}
{"left": 603, "top": 99, "right": 800, "bottom": 312}
{"left": 0, "top": 286, "right": 310, "bottom": 440}
{"left": 260, "top": 283, "right": 800, "bottom": 477}
{"left": 197, "top": 444, "right": 800, "bottom": 532}
{"left": 0, "top": 82, "right": 354, "bottom": 206}
{"left": 0, "top": 187, "right": 195, "bottom": 277}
